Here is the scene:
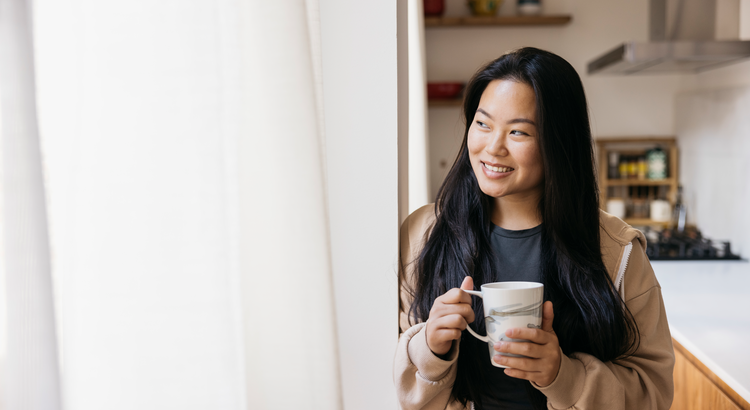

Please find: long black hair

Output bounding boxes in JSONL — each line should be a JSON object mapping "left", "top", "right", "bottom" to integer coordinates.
{"left": 408, "top": 47, "right": 639, "bottom": 409}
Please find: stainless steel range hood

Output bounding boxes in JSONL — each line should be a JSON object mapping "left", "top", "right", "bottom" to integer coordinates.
{"left": 588, "top": 0, "right": 750, "bottom": 75}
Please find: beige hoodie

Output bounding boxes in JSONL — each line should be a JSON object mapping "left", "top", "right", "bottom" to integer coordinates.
{"left": 394, "top": 204, "right": 675, "bottom": 410}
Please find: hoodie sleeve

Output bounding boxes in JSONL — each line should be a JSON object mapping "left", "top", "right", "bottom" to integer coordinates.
{"left": 393, "top": 205, "right": 464, "bottom": 410}
{"left": 533, "top": 238, "right": 675, "bottom": 410}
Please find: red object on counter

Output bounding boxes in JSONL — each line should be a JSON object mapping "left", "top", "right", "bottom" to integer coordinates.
{"left": 427, "top": 82, "right": 464, "bottom": 99}
{"left": 423, "top": 0, "right": 445, "bottom": 16}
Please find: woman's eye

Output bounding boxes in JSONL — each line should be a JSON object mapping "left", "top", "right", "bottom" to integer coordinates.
{"left": 475, "top": 120, "right": 488, "bottom": 128}
{"left": 510, "top": 130, "right": 528, "bottom": 136}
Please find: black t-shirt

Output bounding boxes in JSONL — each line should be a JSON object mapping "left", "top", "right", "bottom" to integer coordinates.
{"left": 477, "top": 223, "right": 542, "bottom": 410}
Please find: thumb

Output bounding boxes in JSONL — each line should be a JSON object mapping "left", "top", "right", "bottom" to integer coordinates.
{"left": 541, "top": 301, "right": 555, "bottom": 333}
{"left": 460, "top": 276, "right": 474, "bottom": 291}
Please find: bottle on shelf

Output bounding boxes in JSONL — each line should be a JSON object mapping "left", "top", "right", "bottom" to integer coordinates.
{"left": 671, "top": 186, "right": 687, "bottom": 233}
{"left": 628, "top": 156, "right": 638, "bottom": 179}
{"left": 629, "top": 186, "right": 649, "bottom": 219}
{"left": 608, "top": 152, "right": 620, "bottom": 179}
{"left": 618, "top": 155, "right": 628, "bottom": 179}
{"left": 637, "top": 156, "right": 647, "bottom": 180}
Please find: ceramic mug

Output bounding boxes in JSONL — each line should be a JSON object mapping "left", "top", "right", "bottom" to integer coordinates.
{"left": 464, "top": 281, "right": 544, "bottom": 368}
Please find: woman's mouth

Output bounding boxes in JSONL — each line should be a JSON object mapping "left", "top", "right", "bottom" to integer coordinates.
{"left": 482, "top": 162, "right": 514, "bottom": 173}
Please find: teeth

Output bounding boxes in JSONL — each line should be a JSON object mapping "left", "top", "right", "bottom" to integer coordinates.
{"left": 483, "top": 162, "right": 513, "bottom": 173}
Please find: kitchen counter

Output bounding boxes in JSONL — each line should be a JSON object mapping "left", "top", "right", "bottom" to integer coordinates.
{"left": 652, "top": 260, "right": 750, "bottom": 403}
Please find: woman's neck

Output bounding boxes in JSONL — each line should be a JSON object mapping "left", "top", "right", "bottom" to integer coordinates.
{"left": 491, "top": 192, "right": 542, "bottom": 230}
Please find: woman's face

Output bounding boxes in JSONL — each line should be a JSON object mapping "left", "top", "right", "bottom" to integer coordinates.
{"left": 467, "top": 79, "right": 544, "bottom": 203}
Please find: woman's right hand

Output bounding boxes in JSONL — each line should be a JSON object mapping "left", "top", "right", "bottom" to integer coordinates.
{"left": 425, "top": 276, "right": 476, "bottom": 356}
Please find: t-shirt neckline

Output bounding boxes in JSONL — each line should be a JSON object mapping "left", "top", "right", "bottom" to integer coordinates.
{"left": 491, "top": 223, "right": 543, "bottom": 239}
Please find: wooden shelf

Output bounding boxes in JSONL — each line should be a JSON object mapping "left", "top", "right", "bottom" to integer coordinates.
{"left": 428, "top": 98, "right": 463, "bottom": 107}
{"left": 623, "top": 218, "right": 670, "bottom": 226}
{"left": 596, "top": 137, "right": 679, "bottom": 221}
{"left": 425, "top": 15, "right": 572, "bottom": 27}
{"left": 606, "top": 178, "right": 676, "bottom": 187}
{"left": 596, "top": 136, "right": 676, "bottom": 145}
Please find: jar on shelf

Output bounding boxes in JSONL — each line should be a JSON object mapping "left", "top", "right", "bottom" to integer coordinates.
{"left": 646, "top": 147, "right": 667, "bottom": 179}
{"left": 650, "top": 200, "right": 671, "bottom": 222}
{"left": 468, "top": 0, "right": 502, "bottom": 16}
{"left": 607, "top": 198, "right": 625, "bottom": 219}
{"left": 424, "top": 0, "right": 445, "bottom": 16}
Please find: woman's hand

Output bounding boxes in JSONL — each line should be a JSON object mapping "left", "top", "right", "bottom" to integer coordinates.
{"left": 493, "top": 301, "right": 561, "bottom": 387}
{"left": 425, "top": 276, "right": 476, "bottom": 357}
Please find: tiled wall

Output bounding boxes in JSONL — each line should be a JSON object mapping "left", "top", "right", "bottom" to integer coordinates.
{"left": 675, "top": 87, "right": 750, "bottom": 257}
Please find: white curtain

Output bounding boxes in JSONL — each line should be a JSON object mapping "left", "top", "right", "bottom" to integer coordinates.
{"left": 0, "top": 0, "right": 62, "bottom": 409}
{"left": 1, "top": 1, "right": 342, "bottom": 409}
{"left": 238, "top": 0, "right": 341, "bottom": 408}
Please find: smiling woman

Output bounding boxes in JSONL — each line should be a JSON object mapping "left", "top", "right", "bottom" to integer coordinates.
{"left": 468, "top": 80, "right": 544, "bottom": 230}
{"left": 394, "top": 48, "right": 675, "bottom": 410}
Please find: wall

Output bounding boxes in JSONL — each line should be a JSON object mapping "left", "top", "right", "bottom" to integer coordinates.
{"left": 319, "top": 1, "right": 400, "bottom": 409}
{"left": 675, "top": 60, "right": 750, "bottom": 257}
{"left": 425, "top": 0, "right": 685, "bottom": 197}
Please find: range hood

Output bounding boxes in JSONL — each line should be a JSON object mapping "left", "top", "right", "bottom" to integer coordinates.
{"left": 588, "top": 0, "right": 750, "bottom": 75}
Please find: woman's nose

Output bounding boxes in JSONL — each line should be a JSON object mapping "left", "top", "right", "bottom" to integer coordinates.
{"left": 485, "top": 133, "right": 509, "bottom": 156}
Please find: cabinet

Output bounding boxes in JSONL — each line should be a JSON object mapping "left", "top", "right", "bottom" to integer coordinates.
{"left": 671, "top": 338, "right": 750, "bottom": 410}
{"left": 595, "top": 137, "right": 678, "bottom": 226}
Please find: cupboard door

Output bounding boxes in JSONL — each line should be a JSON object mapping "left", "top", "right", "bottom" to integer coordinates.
{"left": 671, "top": 339, "right": 749, "bottom": 410}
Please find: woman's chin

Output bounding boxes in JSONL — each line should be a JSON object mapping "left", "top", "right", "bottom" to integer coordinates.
{"left": 478, "top": 186, "right": 507, "bottom": 198}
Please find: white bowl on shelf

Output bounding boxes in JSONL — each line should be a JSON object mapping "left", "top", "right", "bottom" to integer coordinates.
{"left": 517, "top": 3, "right": 541, "bottom": 15}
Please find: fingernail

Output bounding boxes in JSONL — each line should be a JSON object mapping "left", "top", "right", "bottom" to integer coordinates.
{"left": 494, "top": 342, "right": 505, "bottom": 351}
{"left": 505, "top": 329, "right": 514, "bottom": 337}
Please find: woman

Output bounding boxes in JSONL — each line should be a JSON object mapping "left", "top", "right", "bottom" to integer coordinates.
{"left": 394, "top": 48, "right": 674, "bottom": 410}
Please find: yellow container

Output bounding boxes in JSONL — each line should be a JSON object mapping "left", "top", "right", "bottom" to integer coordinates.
{"left": 468, "top": 0, "right": 503, "bottom": 16}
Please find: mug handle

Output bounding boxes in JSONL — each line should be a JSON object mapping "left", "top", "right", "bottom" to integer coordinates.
{"left": 463, "top": 290, "right": 489, "bottom": 343}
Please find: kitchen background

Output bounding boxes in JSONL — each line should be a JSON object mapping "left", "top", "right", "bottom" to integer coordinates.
{"left": 424, "top": 0, "right": 750, "bottom": 258}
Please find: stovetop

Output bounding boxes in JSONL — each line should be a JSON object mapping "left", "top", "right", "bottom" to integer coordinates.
{"left": 645, "top": 228, "right": 741, "bottom": 261}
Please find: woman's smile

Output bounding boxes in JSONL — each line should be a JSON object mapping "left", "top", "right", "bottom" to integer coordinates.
{"left": 481, "top": 161, "right": 515, "bottom": 178}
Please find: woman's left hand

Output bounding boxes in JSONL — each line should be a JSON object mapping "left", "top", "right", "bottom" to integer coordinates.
{"left": 493, "top": 301, "right": 561, "bottom": 387}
